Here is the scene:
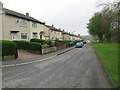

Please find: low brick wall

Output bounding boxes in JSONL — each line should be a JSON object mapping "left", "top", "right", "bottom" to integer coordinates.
{"left": 56, "top": 42, "right": 66, "bottom": 50}
{"left": 41, "top": 47, "right": 57, "bottom": 54}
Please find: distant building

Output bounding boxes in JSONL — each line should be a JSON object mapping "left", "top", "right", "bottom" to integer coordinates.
{"left": 45, "top": 25, "right": 63, "bottom": 40}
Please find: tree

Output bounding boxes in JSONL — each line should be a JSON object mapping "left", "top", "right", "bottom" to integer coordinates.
{"left": 87, "top": 1, "right": 120, "bottom": 42}
{"left": 87, "top": 13, "right": 104, "bottom": 42}
{"left": 98, "top": 1, "right": 120, "bottom": 42}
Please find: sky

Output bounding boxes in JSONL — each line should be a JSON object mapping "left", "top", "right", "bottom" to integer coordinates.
{"left": 0, "top": 0, "right": 108, "bottom": 36}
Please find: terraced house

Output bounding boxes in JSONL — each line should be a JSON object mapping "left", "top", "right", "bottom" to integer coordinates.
{"left": 46, "top": 25, "right": 63, "bottom": 40}
{"left": 62, "top": 31, "right": 71, "bottom": 41}
{"left": 0, "top": 2, "right": 81, "bottom": 41}
{"left": 29, "top": 20, "right": 51, "bottom": 40}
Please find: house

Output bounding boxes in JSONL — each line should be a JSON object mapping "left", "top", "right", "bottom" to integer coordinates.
{"left": 62, "top": 31, "right": 71, "bottom": 41}
{"left": 45, "top": 25, "right": 63, "bottom": 40}
{"left": 0, "top": 1, "right": 81, "bottom": 41}
{"left": 29, "top": 21, "right": 51, "bottom": 40}
{"left": 1, "top": 2, "right": 44, "bottom": 41}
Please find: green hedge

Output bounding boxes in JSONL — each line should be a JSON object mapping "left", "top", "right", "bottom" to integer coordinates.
{"left": 29, "top": 42, "right": 41, "bottom": 51}
{"left": 74, "top": 40, "right": 83, "bottom": 44}
{"left": 30, "top": 39, "right": 56, "bottom": 47}
{"left": 1, "top": 40, "right": 16, "bottom": 57}
{"left": 44, "top": 40, "right": 55, "bottom": 47}
{"left": 42, "top": 44, "right": 49, "bottom": 49}
{"left": 30, "top": 39, "right": 45, "bottom": 45}
{"left": 69, "top": 42, "right": 75, "bottom": 46}
{"left": 13, "top": 40, "right": 30, "bottom": 50}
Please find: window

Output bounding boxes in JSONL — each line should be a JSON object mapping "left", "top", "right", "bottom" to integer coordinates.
{"left": 21, "top": 33, "right": 27, "bottom": 39}
{"left": 32, "top": 22, "right": 37, "bottom": 28}
{"left": 52, "top": 37, "right": 54, "bottom": 40}
{"left": 32, "top": 33, "right": 38, "bottom": 38}
{"left": 51, "top": 30, "right": 53, "bottom": 32}
{"left": 19, "top": 19, "right": 28, "bottom": 27}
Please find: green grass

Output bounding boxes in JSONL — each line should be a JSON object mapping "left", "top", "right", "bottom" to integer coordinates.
{"left": 92, "top": 42, "right": 119, "bottom": 88}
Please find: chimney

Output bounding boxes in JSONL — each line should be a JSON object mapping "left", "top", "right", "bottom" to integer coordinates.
{"left": 26, "top": 13, "right": 29, "bottom": 16}
{"left": 52, "top": 24, "right": 54, "bottom": 27}
{"left": 0, "top": 1, "right": 3, "bottom": 9}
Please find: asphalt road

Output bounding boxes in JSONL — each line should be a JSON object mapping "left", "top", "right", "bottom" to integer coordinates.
{"left": 2, "top": 43, "right": 113, "bottom": 88}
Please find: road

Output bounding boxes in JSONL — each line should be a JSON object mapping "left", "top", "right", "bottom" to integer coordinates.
{"left": 2, "top": 43, "right": 113, "bottom": 88}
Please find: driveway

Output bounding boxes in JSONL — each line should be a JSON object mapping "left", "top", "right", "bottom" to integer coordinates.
{"left": 18, "top": 49, "right": 40, "bottom": 60}
{"left": 2, "top": 43, "right": 113, "bottom": 88}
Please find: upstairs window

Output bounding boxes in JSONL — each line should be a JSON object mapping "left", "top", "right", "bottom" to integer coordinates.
{"left": 19, "top": 19, "right": 28, "bottom": 27}
{"left": 32, "top": 22, "right": 37, "bottom": 28}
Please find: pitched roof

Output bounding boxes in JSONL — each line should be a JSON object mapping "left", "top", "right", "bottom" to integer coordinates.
{"left": 62, "top": 31, "right": 71, "bottom": 35}
{"left": 3, "top": 8, "right": 44, "bottom": 24}
{"left": 45, "top": 25, "right": 63, "bottom": 32}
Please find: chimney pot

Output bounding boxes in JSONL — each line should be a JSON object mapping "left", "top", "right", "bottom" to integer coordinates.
{"left": 52, "top": 24, "right": 54, "bottom": 27}
{"left": 0, "top": 1, "right": 3, "bottom": 8}
{"left": 26, "top": 13, "right": 29, "bottom": 16}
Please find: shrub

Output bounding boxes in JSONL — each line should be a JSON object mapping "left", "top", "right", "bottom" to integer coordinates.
{"left": 74, "top": 40, "right": 83, "bottom": 44}
{"left": 13, "top": 40, "right": 30, "bottom": 50}
{"left": 42, "top": 44, "right": 49, "bottom": 49}
{"left": 44, "top": 40, "right": 55, "bottom": 47}
{"left": 29, "top": 42, "right": 41, "bottom": 51}
{"left": 1, "top": 40, "right": 16, "bottom": 57}
{"left": 30, "top": 38, "right": 45, "bottom": 45}
{"left": 69, "top": 42, "right": 75, "bottom": 46}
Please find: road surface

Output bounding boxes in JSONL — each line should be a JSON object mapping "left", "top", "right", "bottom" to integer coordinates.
{"left": 2, "top": 43, "right": 113, "bottom": 88}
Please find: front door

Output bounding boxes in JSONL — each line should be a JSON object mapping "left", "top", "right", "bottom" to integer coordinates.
{"left": 40, "top": 35, "right": 42, "bottom": 39}
{"left": 11, "top": 33, "right": 17, "bottom": 40}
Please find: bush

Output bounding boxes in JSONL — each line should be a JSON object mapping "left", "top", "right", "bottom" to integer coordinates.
{"left": 30, "top": 38, "right": 45, "bottom": 45}
{"left": 0, "top": 40, "right": 16, "bottom": 57}
{"left": 69, "top": 42, "right": 75, "bottom": 46}
{"left": 42, "top": 44, "right": 49, "bottom": 49}
{"left": 29, "top": 42, "right": 41, "bottom": 51}
{"left": 74, "top": 40, "right": 83, "bottom": 44}
{"left": 44, "top": 40, "right": 55, "bottom": 47}
{"left": 13, "top": 40, "right": 30, "bottom": 50}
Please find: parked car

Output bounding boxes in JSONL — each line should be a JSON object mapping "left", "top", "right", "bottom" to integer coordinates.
{"left": 83, "top": 41, "right": 86, "bottom": 44}
{"left": 75, "top": 42, "right": 84, "bottom": 48}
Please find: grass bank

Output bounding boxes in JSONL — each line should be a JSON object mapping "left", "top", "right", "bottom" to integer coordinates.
{"left": 92, "top": 42, "right": 119, "bottom": 88}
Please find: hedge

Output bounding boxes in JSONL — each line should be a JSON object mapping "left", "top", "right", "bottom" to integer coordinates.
{"left": 1, "top": 40, "right": 16, "bottom": 57}
{"left": 29, "top": 42, "right": 41, "bottom": 51}
{"left": 30, "top": 39, "right": 56, "bottom": 47}
{"left": 44, "top": 40, "right": 55, "bottom": 47}
{"left": 74, "top": 40, "right": 83, "bottom": 44}
{"left": 30, "top": 39, "right": 45, "bottom": 45}
{"left": 42, "top": 44, "right": 49, "bottom": 49}
{"left": 55, "top": 40, "right": 75, "bottom": 47}
{"left": 69, "top": 42, "right": 75, "bottom": 46}
{"left": 13, "top": 40, "right": 30, "bottom": 50}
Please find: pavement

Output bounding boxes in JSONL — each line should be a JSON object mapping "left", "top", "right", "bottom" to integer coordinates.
{"left": 2, "top": 43, "right": 113, "bottom": 88}
{"left": 2, "top": 46, "right": 75, "bottom": 66}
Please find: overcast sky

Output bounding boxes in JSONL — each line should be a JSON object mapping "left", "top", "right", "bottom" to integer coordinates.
{"left": 1, "top": 0, "right": 110, "bottom": 35}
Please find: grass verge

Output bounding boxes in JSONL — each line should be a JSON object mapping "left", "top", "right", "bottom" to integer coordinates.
{"left": 92, "top": 42, "right": 119, "bottom": 88}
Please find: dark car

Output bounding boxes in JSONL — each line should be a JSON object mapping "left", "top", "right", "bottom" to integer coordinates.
{"left": 83, "top": 41, "right": 86, "bottom": 44}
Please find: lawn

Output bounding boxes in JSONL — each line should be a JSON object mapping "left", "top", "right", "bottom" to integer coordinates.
{"left": 92, "top": 42, "right": 119, "bottom": 88}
